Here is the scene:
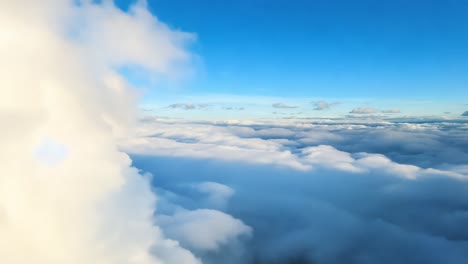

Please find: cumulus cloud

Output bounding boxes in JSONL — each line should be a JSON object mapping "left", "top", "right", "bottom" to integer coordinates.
{"left": 0, "top": 1, "right": 200, "bottom": 263}
{"left": 158, "top": 209, "right": 252, "bottom": 252}
{"left": 462, "top": 111, "right": 468, "bottom": 116}
{"left": 272, "top": 103, "right": 298, "bottom": 109}
{"left": 193, "top": 182, "right": 235, "bottom": 209}
{"left": 312, "top": 100, "right": 339, "bottom": 110}
{"left": 349, "top": 107, "right": 379, "bottom": 114}
{"left": 124, "top": 118, "right": 468, "bottom": 171}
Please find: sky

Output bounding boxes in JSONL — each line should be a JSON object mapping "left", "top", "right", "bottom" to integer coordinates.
{"left": 113, "top": 0, "right": 468, "bottom": 119}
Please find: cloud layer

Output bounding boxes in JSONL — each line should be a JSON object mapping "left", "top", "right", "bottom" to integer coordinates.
{"left": 124, "top": 117, "right": 468, "bottom": 264}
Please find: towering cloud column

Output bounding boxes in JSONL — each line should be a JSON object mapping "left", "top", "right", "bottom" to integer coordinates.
{"left": 0, "top": 1, "right": 199, "bottom": 263}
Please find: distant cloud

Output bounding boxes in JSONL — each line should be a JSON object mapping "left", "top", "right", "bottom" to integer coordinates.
{"left": 462, "top": 111, "right": 468, "bottom": 117}
{"left": 168, "top": 103, "right": 209, "bottom": 110}
{"left": 313, "top": 100, "right": 339, "bottom": 110}
{"left": 349, "top": 107, "right": 379, "bottom": 114}
{"left": 223, "top": 107, "right": 245, "bottom": 111}
{"left": 381, "top": 109, "right": 401, "bottom": 114}
{"left": 272, "top": 103, "right": 298, "bottom": 109}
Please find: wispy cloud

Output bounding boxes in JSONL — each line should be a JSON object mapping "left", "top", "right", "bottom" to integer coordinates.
{"left": 168, "top": 103, "right": 209, "bottom": 110}
{"left": 223, "top": 106, "right": 245, "bottom": 110}
{"left": 349, "top": 107, "right": 379, "bottom": 114}
{"left": 313, "top": 100, "right": 340, "bottom": 110}
{"left": 381, "top": 109, "right": 401, "bottom": 114}
{"left": 272, "top": 103, "right": 298, "bottom": 109}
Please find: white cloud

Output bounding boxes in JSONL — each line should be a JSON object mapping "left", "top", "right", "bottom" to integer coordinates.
{"left": 122, "top": 119, "right": 467, "bottom": 180}
{"left": 302, "top": 145, "right": 364, "bottom": 173}
{"left": 194, "top": 182, "right": 235, "bottom": 209}
{"left": 0, "top": 1, "right": 199, "bottom": 263}
{"left": 158, "top": 209, "right": 252, "bottom": 252}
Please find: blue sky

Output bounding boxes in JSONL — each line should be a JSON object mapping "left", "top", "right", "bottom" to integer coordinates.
{"left": 116, "top": 0, "right": 468, "bottom": 118}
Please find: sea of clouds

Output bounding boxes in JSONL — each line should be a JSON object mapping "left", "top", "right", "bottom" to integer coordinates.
{"left": 2, "top": 0, "right": 468, "bottom": 263}
{"left": 123, "top": 117, "right": 468, "bottom": 264}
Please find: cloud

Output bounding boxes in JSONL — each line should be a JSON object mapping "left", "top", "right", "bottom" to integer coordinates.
{"left": 312, "top": 100, "right": 339, "bottom": 110}
{"left": 125, "top": 118, "right": 468, "bottom": 170}
{"left": 0, "top": 1, "right": 200, "bottom": 263}
{"left": 272, "top": 103, "right": 298, "bottom": 109}
{"left": 158, "top": 209, "right": 252, "bottom": 252}
{"left": 381, "top": 109, "right": 401, "bottom": 113}
{"left": 193, "top": 182, "right": 235, "bottom": 209}
{"left": 349, "top": 107, "right": 379, "bottom": 114}
{"left": 168, "top": 103, "right": 209, "bottom": 110}
{"left": 462, "top": 111, "right": 468, "bottom": 116}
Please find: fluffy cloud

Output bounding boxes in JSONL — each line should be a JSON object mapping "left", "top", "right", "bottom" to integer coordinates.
{"left": 0, "top": 1, "right": 200, "bottom": 263}
{"left": 272, "top": 103, "right": 298, "bottom": 109}
{"left": 124, "top": 118, "right": 468, "bottom": 170}
{"left": 193, "top": 182, "right": 235, "bottom": 209}
{"left": 158, "top": 209, "right": 252, "bottom": 252}
{"left": 312, "top": 100, "right": 339, "bottom": 110}
{"left": 349, "top": 107, "right": 379, "bottom": 114}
